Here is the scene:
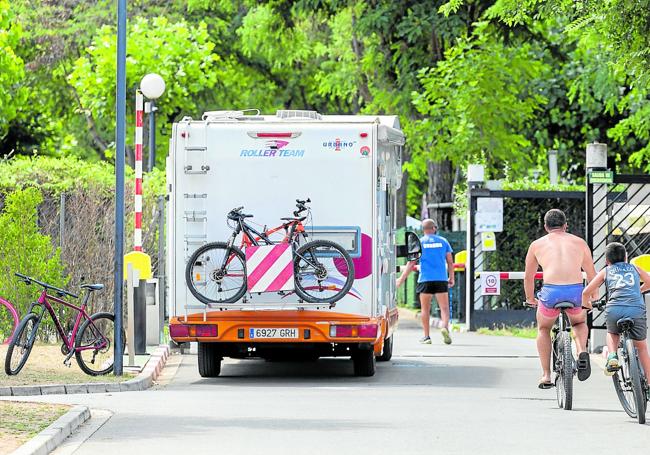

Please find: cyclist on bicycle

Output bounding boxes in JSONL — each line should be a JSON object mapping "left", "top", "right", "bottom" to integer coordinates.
{"left": 582, "top": 242, "right": 650, "bottom": 379}
{"left": 524, "top": 209, "right": 597, "bottom": 388}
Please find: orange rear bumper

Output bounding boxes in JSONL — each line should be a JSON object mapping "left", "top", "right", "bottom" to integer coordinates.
{"left": 170, "top": 309, "right": 388, "bottom": 352}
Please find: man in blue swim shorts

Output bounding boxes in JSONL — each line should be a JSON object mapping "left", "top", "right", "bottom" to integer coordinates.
{"left": 524, "top": 209, "right": 597, "bottom": 388}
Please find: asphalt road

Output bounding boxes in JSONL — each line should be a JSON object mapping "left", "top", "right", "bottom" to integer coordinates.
{"left": 5, "top": 315, "right": 650, "bottom": 454}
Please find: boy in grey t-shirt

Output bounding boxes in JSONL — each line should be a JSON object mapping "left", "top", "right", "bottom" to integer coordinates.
{"left": 582, "top": 242, "right": 650, "bottom": 376}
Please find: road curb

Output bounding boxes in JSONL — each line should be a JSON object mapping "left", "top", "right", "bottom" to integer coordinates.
{"left": 11, "top": 405, "right": 90, "bottom": 455}
{"left": 1, "top": 345, "right": 170, "bottom": 397}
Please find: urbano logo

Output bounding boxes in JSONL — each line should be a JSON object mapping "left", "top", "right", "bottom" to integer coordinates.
{"left": 323, "top": 138, "right": 356, "bottom": 152}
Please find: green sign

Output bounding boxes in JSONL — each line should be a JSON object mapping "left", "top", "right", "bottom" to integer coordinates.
{"left": 589, "top": 170, "right": 614, "bottom": 184}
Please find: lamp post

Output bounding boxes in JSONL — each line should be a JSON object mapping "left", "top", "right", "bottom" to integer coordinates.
{"left": 140, "top": 73, "right": 165, "bottom": 172}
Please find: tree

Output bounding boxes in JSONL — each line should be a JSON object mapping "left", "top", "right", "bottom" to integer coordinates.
{"left": 0, "top": 0, "right": 27, "bottom": 147}
{"left": 68, "top": 16, "right": 219, "bottom": 163}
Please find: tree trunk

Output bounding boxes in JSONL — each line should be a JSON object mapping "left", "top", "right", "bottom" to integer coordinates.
{"left": 396, "top": 147, "right": 411, "bottom": 228}
{"left": 426, "top": 159, "right": 454, "bottom": 230}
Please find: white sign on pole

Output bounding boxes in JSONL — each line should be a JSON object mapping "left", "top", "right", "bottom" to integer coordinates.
{"left": 480, "top": 272, "right": 501, "bottom": 296}
{"left": 476, "top": 197, "right": 504, "bottom": 232}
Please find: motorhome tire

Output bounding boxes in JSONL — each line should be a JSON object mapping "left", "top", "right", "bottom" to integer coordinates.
{"left": 352, "top": 350, "right": 376, "bottom": 377}
{"left": 378, "top": 335, "right": 393, "bottom": 362}
{"left": 198, "top": 342, "right": 222, "bottom": 377}
{"left": 185, "top": 242, "right": 247, "bottom": 304}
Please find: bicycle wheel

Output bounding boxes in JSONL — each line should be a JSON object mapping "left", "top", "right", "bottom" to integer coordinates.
{"left": 613, "top": 344, "right": 638, "bottom": 418}
{"left": 293, "top": 239, "right": 355, "bottom": 304}
{"left": 0, "top": 298, "right": 19, "bottom": 345}
{"left": 185, "top": 242, "right": 247, "bottom": 304}
{"left": 626, "top": 339, "right": 647, "bottom": 424}
{"left": 4, "top": 313, "right": 39, "bottom": 375}
{"left": 75, "top": 312, "right": 124, "bottom": 376}
{"left": 556, "top": 331, "right": 574, "bottom": 410}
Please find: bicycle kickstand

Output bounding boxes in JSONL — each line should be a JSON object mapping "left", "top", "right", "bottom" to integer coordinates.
{"left": 63, "top": 349, "right": 75, "bottom": 367}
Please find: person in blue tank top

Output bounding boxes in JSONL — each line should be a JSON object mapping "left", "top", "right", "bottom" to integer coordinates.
{"left": 582, "top": 242, "right": 650, "bottom": 379}
{"left": 397, "top": 219, "right": 454, "bottom": 345}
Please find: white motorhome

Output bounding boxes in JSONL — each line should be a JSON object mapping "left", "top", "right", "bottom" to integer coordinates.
{"left": 167, "top": 109, "right": 413, "bottom": 377}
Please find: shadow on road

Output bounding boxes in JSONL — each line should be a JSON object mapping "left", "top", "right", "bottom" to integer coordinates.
{"left": 173, "top": 356, "right": 506, "bottom": 389}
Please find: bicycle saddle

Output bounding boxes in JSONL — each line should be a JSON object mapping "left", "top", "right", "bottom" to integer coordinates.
{"left": 617, "top": 317, "right": 635, "bottom": 331}
{"left": 81, "top": 283, "right": 104, "bottom": 291}
{"left": 553, "top": 302, "right": 575, "bottom": 310}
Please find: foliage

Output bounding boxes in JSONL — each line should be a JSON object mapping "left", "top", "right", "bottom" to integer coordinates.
{"left": 477, "top": 325, "right": 537, "bottom": 338}
{"left": 69, "top": 16, "right": 219, "bottom": 162}
{"left": 0, "top": 188, "right": 67, "bottom": 338}
{"left": 0, "top": 0, "right": 27, "bottom": 142}
{"left": 410, "top": 24, "right": 549, "bottom": 174}
{"left": 3, "top": 0, "right": 650, "bottom": 219}
{"left": 0, "top": 155, "right": 165, "bottom": 198}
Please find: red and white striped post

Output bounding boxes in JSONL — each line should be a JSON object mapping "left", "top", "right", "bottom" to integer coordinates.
{"left": 134, "top": 91, "right": 144, "bottom": 252}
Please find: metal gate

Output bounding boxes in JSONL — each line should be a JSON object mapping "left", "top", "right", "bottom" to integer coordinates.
{"left": 466, "top": 188, "right": 585, "bottom": 329}
{"left": 586, "top": 173, "right": 650, "bottom": 330}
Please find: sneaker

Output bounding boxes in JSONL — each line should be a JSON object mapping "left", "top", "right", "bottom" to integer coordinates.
{"left": 441, "top": 328, "right": 452, "bottom": 345}
{"left": 419, "top": 336, "right": 432, "bottom": 344}
{"left": 605, "top": 353, "right": 619, "bottom": 376}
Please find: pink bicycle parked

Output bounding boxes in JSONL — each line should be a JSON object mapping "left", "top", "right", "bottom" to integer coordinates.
{"left": 0, "top": 296, "right": 19, "bottom": 345}
{"left": 4, "top": 273, "right": 124, "bottom": 376}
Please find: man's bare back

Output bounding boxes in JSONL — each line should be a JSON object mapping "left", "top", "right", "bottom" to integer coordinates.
{"left": 527, "top": 231, "right": 593, "bottom": 284}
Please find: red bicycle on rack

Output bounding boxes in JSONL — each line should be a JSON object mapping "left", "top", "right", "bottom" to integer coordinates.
{"left": 185, "top": 199, "right": 355, "bottom": 305}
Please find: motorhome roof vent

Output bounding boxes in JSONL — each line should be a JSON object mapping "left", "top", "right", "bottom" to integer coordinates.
{"left": 202, "top": 109, "right": 261, "bottom": 121}
{"left": 276, "top": 110, "right": 322, "bottom": 121}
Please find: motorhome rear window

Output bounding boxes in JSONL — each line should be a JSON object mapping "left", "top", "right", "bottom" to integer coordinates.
{"left": 305, "top": 226, "right": 361, "bottom": 258}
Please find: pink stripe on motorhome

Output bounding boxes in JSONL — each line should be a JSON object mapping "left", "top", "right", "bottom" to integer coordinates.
{"left": 264, "top": 261, "right": 294, "bottom": 292}
{"left": 246, "top": 244, "right": 288, "bottom": 289}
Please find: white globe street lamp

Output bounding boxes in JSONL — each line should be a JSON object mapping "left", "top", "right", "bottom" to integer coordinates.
{"left": 140, "top": 73, "right": 166, "bottom": 171}
{"left": 140, "top": 73, "right": 165, "bottom": 99}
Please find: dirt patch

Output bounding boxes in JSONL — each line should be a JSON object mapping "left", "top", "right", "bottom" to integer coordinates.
{"left": 0, "top": 401, "right": 69, "bottom": 454}
{"left": 0, "top": 344, "right": 133, "bottom": 386}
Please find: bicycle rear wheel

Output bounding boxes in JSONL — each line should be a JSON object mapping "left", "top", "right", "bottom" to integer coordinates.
{"left": 555, "top": 331, "right": 574, "bottom": 410}
{"left": 185, "top": 242, "right": 247, "bottom": 304}
{"left": 0, "top": 298, "right": 19, "bottom": 345}
{"left": 626, "top": 339, "right": 647, "bottom": 424}
{"left": 613, "top": 343, "right": 638, "bottom": 418}
{"left": 293, "top": 240, "right": 355, "bottom": 304}
{"left": 4, "top": 313, "right": 39, "bottom": 375}
{"left": 75, "top": 312, "right": 124, "bottom": 376}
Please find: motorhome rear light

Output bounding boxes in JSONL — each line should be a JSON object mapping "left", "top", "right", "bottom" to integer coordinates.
{"left": 330, "top": 325, "right": 355, "bottom": 337}
{"left": 170, "top": 324, "right": 190, "bottom": 338}
{"left": 357, "top": 324, "right": 378, "bottom": 338}
{"left": 195, "top": 324, "right": 218, "bottom": 337}
{"left": 360, "top": 132, "right": 368, "bottom": 138}
{"left": 329, "top": 324, "right": 377, "bottom": 338}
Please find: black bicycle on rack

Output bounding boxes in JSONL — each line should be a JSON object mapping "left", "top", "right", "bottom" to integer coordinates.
{"left": 185, "top": 199, "right": 355, "bottom": 305}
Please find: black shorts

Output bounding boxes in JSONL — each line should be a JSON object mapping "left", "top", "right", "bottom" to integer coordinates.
{"left": 416, "top": 281, "right": 448, "bottom": 295}
{"left": 606, "top": 315, "right": 647, "bottom": 341}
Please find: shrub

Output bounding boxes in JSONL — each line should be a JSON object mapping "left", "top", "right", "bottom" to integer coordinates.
{"left": 0, "top": 188, "right": 67, "bottom": 340}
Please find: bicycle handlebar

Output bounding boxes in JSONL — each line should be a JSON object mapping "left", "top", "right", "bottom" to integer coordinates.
{"left": 15, "top": 273, "right": 79, "bottom": 299}
{"left": 293, "top": 198, "right": 311, "bottom": 217}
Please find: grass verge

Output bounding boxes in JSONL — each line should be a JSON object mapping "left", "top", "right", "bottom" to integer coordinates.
{"left": 0, "top": 401, "right": 69, "bottom": 454}
{"left": 477, "top": 326, "right": 537, "bottom": 339}
{"left": 0, "top": 344, "right": 134, "bottom": 386}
